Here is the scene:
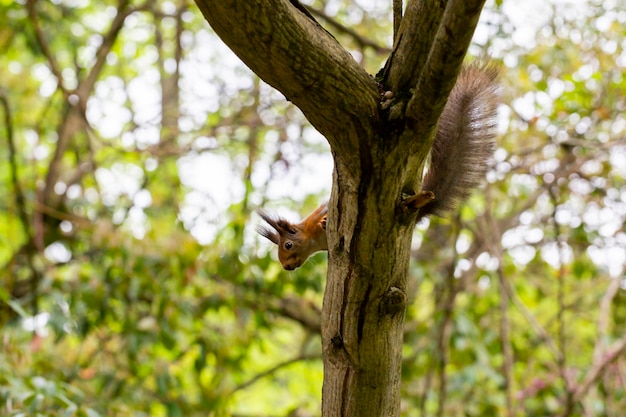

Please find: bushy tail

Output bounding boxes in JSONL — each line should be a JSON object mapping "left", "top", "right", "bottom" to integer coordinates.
{"left": 417, "top": 63, "right": 499, "bottom": 221}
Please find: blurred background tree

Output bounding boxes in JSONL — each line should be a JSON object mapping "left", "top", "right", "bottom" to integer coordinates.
{"left": 0, "top": 0, "right": 625, "bottom": 416}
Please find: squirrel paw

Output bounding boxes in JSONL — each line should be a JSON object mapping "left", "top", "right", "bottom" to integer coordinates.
{"left": 402, "top": 191, "right": 435, "bottom": 212}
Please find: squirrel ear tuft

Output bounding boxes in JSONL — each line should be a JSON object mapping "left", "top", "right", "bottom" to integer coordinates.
{"left": 256, "top": 209, "right": 281, "bottom": 244}
{"left": 256, "top": 209, "right": 296, "bottom": 243}
{"left": 257, "top": 225, "right": 280, "bottom": 245}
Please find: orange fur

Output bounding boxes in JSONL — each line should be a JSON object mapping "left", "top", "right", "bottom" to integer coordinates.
{"left": 257, "top": 203, "right": 328, "bottom": 270}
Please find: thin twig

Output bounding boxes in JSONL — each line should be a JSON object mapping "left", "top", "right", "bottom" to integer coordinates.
{"left": 434, "top": 218, "right": 463, "bottom": 417}
{"left": 548, "top": 185, "right": 574, "bottom": 414}
{"left": 1, "top": 91, "right": 43, "bottom": 315}
{"left": 26, "top": 0, "right": 69, "bottom": 97}
{"left": 39, "top": 0, "right": 138, "bottom": 206}
{"left": 499, "top": 267, "right": 561, "bottom": 360}
{"left": 0, "top": 93, "right": 31, "bottom": 240}
{"left": 482, "top": 193, "right": 515, "bottom": 417}
{"left": 498, "top": 266, "right": 515, "bottom": 417}
{"left": 570, "top": 334, "right": 626, "bottom": 411}
{"left": 307, "top": 6, "right": 392, "bottom": 54}
{"left": 229, "top": 353, "right": 320, "bottom": 394}
{"left": 593, "top": 277, "right": 621, "bottom": 364}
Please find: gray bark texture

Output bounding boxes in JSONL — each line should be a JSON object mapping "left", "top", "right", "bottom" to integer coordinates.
{"left": 194, "top": 0, "right": 487, "bottom": 415}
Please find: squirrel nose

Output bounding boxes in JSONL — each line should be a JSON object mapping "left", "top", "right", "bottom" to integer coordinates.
{"left": 284, "top": 263, "right": 296, "bottom": 271}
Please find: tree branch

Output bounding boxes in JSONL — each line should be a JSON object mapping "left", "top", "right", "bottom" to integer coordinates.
{"left": 434, "top": 223, "right": 462, "bottom": 417}
{"left": 377, "top": 0, "right": 487, "bottom": 198}
{"left": 393, "top": 0, "right": 403, "bottom": 44}
{"left": 407, "top": 0, "right": 487, "bottom": 129}
{"left": 195, "top": 0, "right": 380, "bottom": 159}
{"left": 547, "top": 184, "right": 575, "bottom": 414}
{"left": 307, "top": 6, "right": 392, "bottom": 54}
{"left": 197, "top": 2, "right": 492, "bottom": 415}
{"left": 40, "top": 0, "right": 137, "bottom": 206}
{"left": 79, "top": 0, "right": 147, "bottom": 100}
{"left": 1, "top": 91, "right": 44, "bottom": 315}
{"left": 0, "top": 92, "right": 31, "bottom": 241}
{"left": 498, "top": 265, "right": 515, "bottom": 417}
{"left": 229, "top": 353, "right": 320, "bottom": 394}
{"left": 273, "top": 294, "right": 321, "bottom": 333}
{"left": 570, "top": 334, "right": 626, "bottom": 412}
{"left": 379, "top": 0, "right": 446, "bottom": 93}
{"left": 26, "top": 0, "right": 69, "bottom": 97}
{"left": 593, "top": 277, "right": 621, "bottom": 364}
{"left": 211, "top": 274, "right": 321, "bottom": 333}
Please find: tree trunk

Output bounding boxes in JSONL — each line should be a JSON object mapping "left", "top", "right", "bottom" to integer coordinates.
{"left": 194, "top": 0, "right": 487, "bottom": 415}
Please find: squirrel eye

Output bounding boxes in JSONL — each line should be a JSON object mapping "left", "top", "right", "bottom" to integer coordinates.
{"left": 284, "top": 241, "right": 293, "bottom": 250}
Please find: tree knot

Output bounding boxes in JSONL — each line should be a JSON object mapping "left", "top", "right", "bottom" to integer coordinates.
{"left": 380, "top": 286, "right": 406, "bottom": 316}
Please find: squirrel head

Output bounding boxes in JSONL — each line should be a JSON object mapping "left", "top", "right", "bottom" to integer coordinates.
{"left": 257, "top": 203, "right": 328, "bottom": 270}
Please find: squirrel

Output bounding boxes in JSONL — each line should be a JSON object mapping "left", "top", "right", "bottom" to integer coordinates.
{"left": 258, "top": 63, "right": 499, "bottom": 270}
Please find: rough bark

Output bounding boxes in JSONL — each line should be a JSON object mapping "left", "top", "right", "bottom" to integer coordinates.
{"left": 194, "top": 0, "right": 486, "bottom": 415}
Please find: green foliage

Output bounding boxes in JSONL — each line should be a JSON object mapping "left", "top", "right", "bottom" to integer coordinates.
{"left": 1, "top": 0, "right": 625, "bottom": 416}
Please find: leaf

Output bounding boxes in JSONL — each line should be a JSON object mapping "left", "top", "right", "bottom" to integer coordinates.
{"left": 0, "top": 285, "right": 9, "bottom": 302}
{"left": 7, "top": 300, "right": 29, "bottom": 319}
{"left": 84, "top": 408, "right": 102, "bottom": 417}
